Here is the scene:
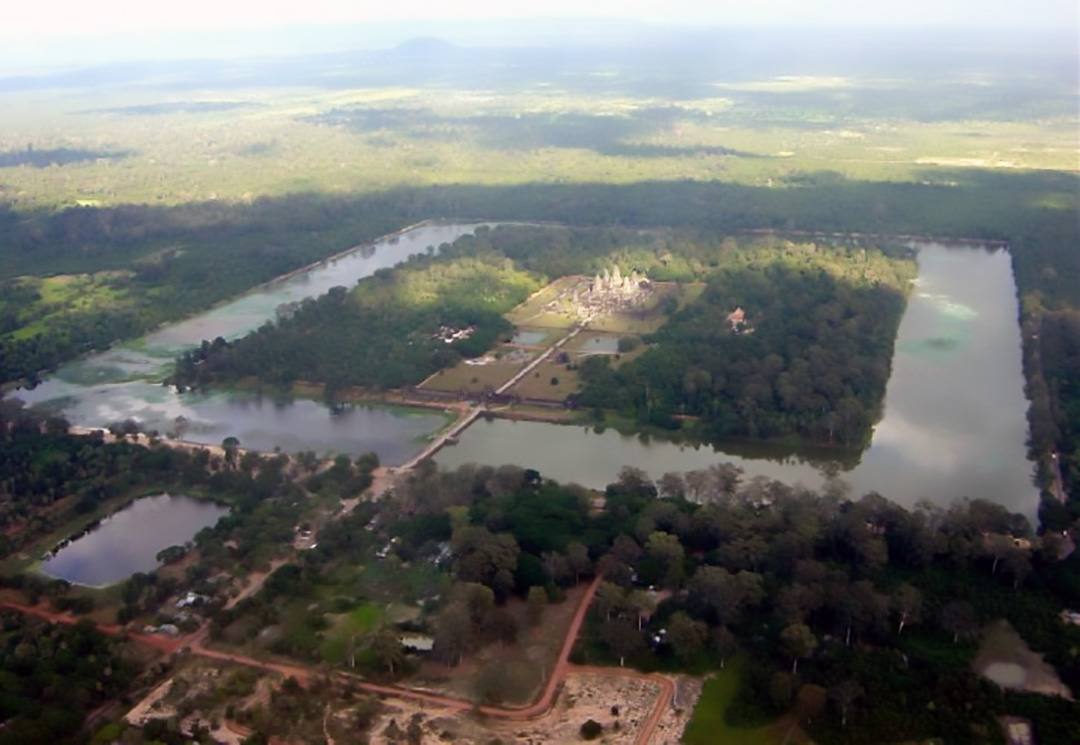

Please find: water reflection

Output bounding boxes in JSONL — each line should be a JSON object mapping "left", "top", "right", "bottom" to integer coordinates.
{"left": 14, "top": 223, "right": 484, "bottom": 462}
{"left": 41, "top": 493, "right": 229, "bottom": 586}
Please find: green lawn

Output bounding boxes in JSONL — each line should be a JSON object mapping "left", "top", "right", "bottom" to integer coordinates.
{"left": 320, "top": 601, "right": 383, "bottom": 664}
{"left": 682, "top": 668, "right": 779, "bottom": 745}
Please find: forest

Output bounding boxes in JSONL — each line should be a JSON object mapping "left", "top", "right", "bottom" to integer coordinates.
{"left": 0, "top": 613, "right": 141, "bottom": 744}
{"left": 172, "top": 248, "right": 539, "bottom": 393}
{"left": 574, "top": 238, "right": 915, "bottom": 445}
{"left": 196, "top": 457, "right": 1080, "bottom": 743}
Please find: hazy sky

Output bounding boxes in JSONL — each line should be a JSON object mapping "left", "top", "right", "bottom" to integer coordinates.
{"left": 6, "top": 0, "right": 1077, "bottom": 37}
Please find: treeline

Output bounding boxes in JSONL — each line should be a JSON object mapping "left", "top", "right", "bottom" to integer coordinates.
{"left": 173, "top": 249, "right": 541, "bottom": 393}
{"left": 576, "top": 238, "right": 915, "bottom": 444}
{"left": 374, "top": 463, "right": 1080, "bottom": 743}
{"left": 2, "top": 173, "right": 1075, "bottom": 398}
{"left": 0, "top": 613, "right": 140, "bottom": 745}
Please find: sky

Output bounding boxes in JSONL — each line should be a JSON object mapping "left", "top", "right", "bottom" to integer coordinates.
{"left": 0, "top": 0, "right": 1075, "bottom": 72}
{"left": 5, "top": 0, "right": 1077, "bottom": 38}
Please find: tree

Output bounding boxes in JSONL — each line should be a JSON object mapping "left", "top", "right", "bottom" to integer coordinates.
{"left": 580, "top": 719, "right": 603, "bottom": 740}
{"left": 893, "top": 583, "right": 922, "bottom": 635}
{"left": 482, "top": 607, "right": 519, "bottom": 649}
{"left": 794, "top": 683, "right": 827, "bottom": 727}
{"left": 1001, "top": 547, "right": 1032, "bottom": 589}
{"left": 541, "top": 550, "right": 570, "bottom": 586}
{"left": 939, "top": 600, "right": 979, "bottom": 644}
{"left": 983, "top": 533, "right": 1015, "bottom": 574}
{"left": 645, "top": 531, "right": 685, "bottom": 589}
{"left": 779, "top": 623, "right": 817, "bottom": 674}
{"left": 627, "top": 589, "right": 656, "bottom": 631}
{"left": 371, "top": 626, "right": 404, "bottom": 675}
{"left": 526, "top": 586, "right": 547, "bottom": 626}
{"left": 432, "top": 602, "right": 472, "bottom": 668}
{"left": 667, "top": 611, "right": 708, "bottom": 664}
{"left": 712, "top": 626, "right": 738, "bottom": 669}
{"left": 566, "top": 542, "right": 592, "bottom": 584}
{"left": 451, "top": 526, "right": 520, "bottom": 596}
{"left": 454, "top": 582, "right": 495, "bottom": 628}
{"left": 604, "top": 617, "right": 644, "bottom": 667}
{"left": 657, "top": 472, "right": 686, "bottom": 500}
{"left": 829, "top": 679, "right": 863, "bottom": 729}
{"left": 594, "top": 581, "right": 627, "bottom": 622}
{"left": 611, "top": 534, "right": 642, "bottom": 565}
{"left": 615, "top": 466, "right": 655, "bottom": 496}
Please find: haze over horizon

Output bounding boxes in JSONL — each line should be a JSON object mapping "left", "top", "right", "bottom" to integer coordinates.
{"left": 2, "top": 0, "right": 1076, "bottom": 72}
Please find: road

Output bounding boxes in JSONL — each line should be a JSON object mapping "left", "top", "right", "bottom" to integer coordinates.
{"left": 2, "top": 572, "right": 677, "bottom": 744}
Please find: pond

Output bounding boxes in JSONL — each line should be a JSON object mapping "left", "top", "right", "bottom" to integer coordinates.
{"left": 509, "top": 329, "right": 549, "bottom": 347}
{"left": 576, "top": 335, "right": 622, "bottom": 354}
{"left": 437, "top": 244, "right": 1038, "bottom": 515}
{"left": 14, "top": 222, "right": 484, "bottom": 463}
{"left": 41, "top": 493, "right": 229, "bottom": 586}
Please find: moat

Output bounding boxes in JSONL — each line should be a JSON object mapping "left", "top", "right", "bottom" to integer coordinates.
{"left": 16, "top": 227, "right": 1037, "bottom": 514}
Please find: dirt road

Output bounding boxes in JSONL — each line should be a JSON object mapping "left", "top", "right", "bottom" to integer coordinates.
{"left": 4, "top": 572, "right": 675, "bottom": 743}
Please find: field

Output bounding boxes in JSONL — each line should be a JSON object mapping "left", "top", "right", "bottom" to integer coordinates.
{"left": 2, "top": 273, "right": 134, "bottom": 340}
{"left": 0, "top": 63, "right": 1075, "bottom": 212}
{"left": 419, "top": 353, "right": 527, "bottom": 393}
{"left": 320, "top": 601, "right": 383, "bottom": 664}
{"left": 509, "top": 359, "right": 582, "bottom": 400}
{"left": 682, "top": 668, "right": 783, "bottom": 745}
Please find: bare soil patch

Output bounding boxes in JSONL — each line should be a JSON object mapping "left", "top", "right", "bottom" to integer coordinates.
{"left": 365, "top": 670, "right": 700, "bottom": 744}
{"left": 973, "top": 619, "right": 1073, "bottom": 699}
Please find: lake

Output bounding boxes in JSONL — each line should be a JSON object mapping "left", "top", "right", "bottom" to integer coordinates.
{"left": 14, "top": 222, "right": 483, "bottom": 463}
{"left": 437, "top": 244, "right": 1038, "bottom": 515}
{"left": 41, "top": 493, "right": 229, "bottom": 586}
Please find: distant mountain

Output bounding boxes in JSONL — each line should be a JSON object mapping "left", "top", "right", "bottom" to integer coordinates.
{"left": 391, "top": 37, "right": 461, "bottom": 58}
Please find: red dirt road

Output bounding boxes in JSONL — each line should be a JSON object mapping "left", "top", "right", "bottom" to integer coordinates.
{"left": 3, "top": 573, "right": 676, "bottom": 743}
{"left": 571, "top": 665, "right": 676, "bottom": 745}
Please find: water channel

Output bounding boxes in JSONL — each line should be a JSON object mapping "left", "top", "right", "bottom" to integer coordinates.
{"left": 14, "top": 223, "right": 486, "bottom": 463}
{"left": 41, "top": 493, "right": 229, "bottom": 586}
{"left": 436, "top": 244, "right": 1038, "bottom": 515}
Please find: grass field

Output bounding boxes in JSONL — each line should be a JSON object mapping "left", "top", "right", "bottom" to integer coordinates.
{"left": 508, "top": 359, "right": 581, "bottom": 399}
{"left": 320, "top": 601, "right": 383, "bottom": 664}
{"left": 5, "top": 273, "right": 135, "bottom": 340}
{"left": 682, "top": 668, "right": 780, "bottom": 745}
{"left": 420, "top": 355, "right": 526, "bottom": 393}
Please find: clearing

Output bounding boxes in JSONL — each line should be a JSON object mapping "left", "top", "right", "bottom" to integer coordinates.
{"left": 682, "top": 667, "right": 787, "bottom": 745}
{"left": 973, "top": 619, "right": 1073, "bottom": 700}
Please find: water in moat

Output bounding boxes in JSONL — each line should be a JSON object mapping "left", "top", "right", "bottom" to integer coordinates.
{"left": 14, "top": 223, "right": 483, "bottom": 463}
{"left": 41, "top": 493, "right": 229, "bottom": 586}
{"left": 437, "top": 244, "right": 1037, "bottom": 514}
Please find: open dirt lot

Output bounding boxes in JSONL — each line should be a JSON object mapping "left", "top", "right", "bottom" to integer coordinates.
{"left": 365, "top": 671, "right": 702, "bottom": 744}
